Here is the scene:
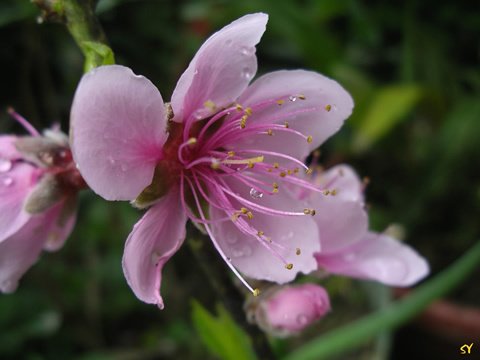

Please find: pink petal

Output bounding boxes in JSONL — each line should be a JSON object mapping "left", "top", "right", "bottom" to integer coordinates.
{"left": 171, "top": 13, "right": 268, "bottom": 122}
{"left": 0, "top": 163, "right": 38, "bottom": 243}
{"left": 316, "top": 232, "right": 429, "bottom": 286}
{"left": 234, "top": 70, "right": 353, "bottom": 161}
{"left": 313, "top": 164, "right": 364, "bottom": 202}
{"left": 70, "top": 65, "right": 168, "bottom": 201}
{"left": 0, "top": 135, "right": 22, "bottom": 161}
{"left": 0, "top": 201, "right": 67, "bottom": 293}
{"left": 122, "top": 190, "right": 187, "bottom": 308}
{"left": 210, "top": 178, "right": 319, "bottom": 284}
{"left": 258, "top": 284, "right": 330, "bottom": 336}
{"left": 43, "top": 202, "right": 77, "bottom": 252}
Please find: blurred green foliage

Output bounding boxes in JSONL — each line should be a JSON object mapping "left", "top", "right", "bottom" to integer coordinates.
{"left": 0, "top": 0, "right": 478, "bottom": 359}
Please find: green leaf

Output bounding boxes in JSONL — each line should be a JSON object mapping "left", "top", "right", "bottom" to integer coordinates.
{"left": 81, "top": 41, "right": 115, "bottom": 72}
{"left": 284, "top": 240, "right": 480, "bottom": 360}
{"left": 353, "top": 85, "right": 422, "bottom": 152}
{"left": 191, "top": 300, "right": 257, "bottom": 360}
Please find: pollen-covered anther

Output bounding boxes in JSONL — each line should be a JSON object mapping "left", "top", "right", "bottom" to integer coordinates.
{"left": 227, "top": 151, "right": 235, "bottom": 157}
{"left": 285, "top": 263, "right": 294, "bottom": 270}
{"left": 272, "top": 182, "right": 279, "bottom": 190}
{"left": 235, "top": 103, "right": 243, "bottom": 111}
{"left": 303, "top": 208, "right": 316, "bottom": 216}
{"left": 307, "top": 135, "right": 313, "bottom": 143}
{"left": 296, "top": 248, "right": 301, "bottom": 255}
{"left": 204, "top": 100, "right": 216, "bottom": 110}
{"left": 293, "top": 168, "right": 300, "bottom": 174}
{"left": 305, "top": 168, "right": 313, "bottom": 175}
{"left": 244, "top": 107, "right": 253, "bottom": 116}
{"left": 247, "top": 161, "right": 255, "bottom": 169}
{"left": 240, "top": 115, "right": 248, "bottom": 129}
{"left": 266, "top": 129, "right": 273, "bottom": 136}
{"left": 240, "top": 208, "right": 249, "bottom": 214}
{"left": 325, "top": 104, "right": 332, "bottom": 112}
{"left": 287, "top": 169, "right": 293, "bottom": 175}
{"left": 210, "top": 159, "right": 221, "bottom": 169}
{"left": 223, "top": 155, "right": 264, "bottom": 166}
{"left": 187, "top": 137, "right": 197, "bottom": 145}
{"left": 284, "top": 121, "right": 289, "bottom": 128}
{"left": 246, "top": 211, "right": 254, "bottom": 220}
{"left": 323, "top": 189, "right": 330, "bottom": 195}
{"left": 279, "top": 171, "right": 287, "bottom": 178}
{"left": 257, "top": 230, "right": 264, "bottom": 236}
{"left": 273, "top": 162, "right": 279, "bottom": 169}
{"left": 253, "top": 288, "right": 261, "bottom": 297}
{"left": 276, "top": 99, "right": 285, "bottom": 106}
{"left": 298, "top": 94, "right": 306, "bottom": 100}
{"left": 330, "top": 189, "right": 337, "bottom": 196}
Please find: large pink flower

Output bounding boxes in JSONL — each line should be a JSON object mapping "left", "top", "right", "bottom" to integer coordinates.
{"left": 301, "top": 164, "right": 429, "bottom": 286}
{"left": 70, "top": 13, "right": 353, "bottom": 308}
{"left": 0, "top": 114, "right": 82, "bottom": 292}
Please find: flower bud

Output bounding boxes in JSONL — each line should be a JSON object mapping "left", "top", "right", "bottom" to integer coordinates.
{"left": 247, "top": 284, "right": 330, "bottom": 337}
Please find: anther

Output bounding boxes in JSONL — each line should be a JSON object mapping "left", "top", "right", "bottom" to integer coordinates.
{"left": 285, "top": 263, "right": 293, "bottom": 270}
{"left": 298, "top": 94, "right": 306, "bottom": 100}
{"left": 293, "top": 168, "right": 300, "bottom": 174}
{"left": 247, "top": 162, "right": 254, "bottom": 169}
{"left": 266, "top": 129, "right": 273, "bottom": 136}
{"left": 284, "top": 121, "right": 289, "bottom": 128}
{"left": 211, "top": 159, "right": 220, "bottom": 170}
{"left": 253, "top": 288, "right": 261, "bottom": 297}
{"left": 257, "top": 231, "right": 264, "bottom": 236}
{"left": 227, "top": 151, "right": 235, "bottom": 157}
{"left": 240, "top": 115, "right": 247, "bottom": 129}
{"left": 296, "top": 248, "right": 301, "bottom": 255}
{"left": 240, "top": 208, "right": 248, "bottom": 214}
{"left": 330, "top": 189, "right": 337, "bottom": 196}
{"left": 325, "top": 104, "right": 332, "bottom": 112}
{"left": 279, "top": 171, "right": 287, "bottom": 177}
{"left": 273, "top": 162, "right": 279, "bottom": 169}
{"left": 287, "top": 169, "right": 293, "bottom": 175}
{"left": 276, "top": 99, "right": 285, "bottom": 106}
{"left": 245, "top": 107, "right": 253, "bottom": 116}
{"left": 323, "top": 190, "right": 330, "bottom": 195}
{"left": 246, "top": 211, "right": 254, "bottom": 220}
{"left": 307, "top": 135, "right": 313, "bottom": 143}
{"left": 303, "top": 208, "right": 316, "bottom": 216}
{"left": 187, "top": 137, "right": 197, "bottom": 145}
{"left": 305, "top": 168, "right": 313, "bottom": 175}
{"left": 235, "top": 104, "right": 243, "bottom": 111}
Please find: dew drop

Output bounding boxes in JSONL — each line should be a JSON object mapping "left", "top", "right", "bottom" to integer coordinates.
{"left": 2, "top": 176, "right": 13, "bottom": 186}
{"left": 249, "top": 188, "right": 264, "bottom": 199}
{"left": 242, "top": 67, "right": 253, "bottom": 79}
{"left": 289, "top": 95, "right": 297, "bottom": 102}
{"left": 240, "top": 46, "right": 254, "bottom": 56}
{"left": 0, "top": 159, "right": 12, "bottom": 173}
{"left": 297, "top": 314, "right": 309, "bottom": 326}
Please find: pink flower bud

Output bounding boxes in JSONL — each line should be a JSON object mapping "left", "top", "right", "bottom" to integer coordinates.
{"left": 249, "top": 284, "right": 330, "bottom": 337}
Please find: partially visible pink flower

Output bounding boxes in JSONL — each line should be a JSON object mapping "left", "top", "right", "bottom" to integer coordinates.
{"left": 246, "top": 284, "right": 330, "bottom": 337}
{"left": 0, "top": 111, "right": 83, "bottom": 293}
{"left": 70, "top": 13, "right": 354, "bottom": 308}
{"left": 301, "top": 164, "right": 429, "bottom": 286}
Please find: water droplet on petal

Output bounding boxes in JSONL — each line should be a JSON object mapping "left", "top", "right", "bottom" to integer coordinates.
{"left": 0, "top": 159, "right": 12, "bottom": 173}
{"left": 289, "top": 95, "right": 297, "bottom": 102}
{"left": 2, "top": 176, "right": 13, "bottom": 186}
{"left": 297, "top": 314, "right": 309, "bottom": 325}
{"left": 242, "top": 67, "right": 253, "bottom": 80}
{"left": 249, "top": 188, "right": 264, "bottom": 199}
{"left": 240, "top": 46, "right": 254, "bottom": 56}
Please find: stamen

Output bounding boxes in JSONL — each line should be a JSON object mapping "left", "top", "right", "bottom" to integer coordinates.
{"left": 204, "top": 100, "right": 216, "bottom": 110}
{"left": 7, "top": 107, "right": 40, "bottom": 136}
{"left": 244, "top": 107, "right": 253, "bottom": 116}
{"left": 222, "top": 155, "right": 264, "bottom": 166}
{"left": 285, "top": 263, "right": 293, "bottom": 270}
{"left": 307, "top": 135, "right": 313, "bottom": 143}
{"left": 253, "top": 288, "right": 261, "bottom": 297}
{"left": 177, "top": 137, "right": 197, "bottom": 164}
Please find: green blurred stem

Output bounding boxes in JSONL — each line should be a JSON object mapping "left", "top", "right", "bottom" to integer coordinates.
{"left": 33, "top": 0, "right": 113, "bottom": 71}
{"left": 187, "top": 225, "right": 275, "bottom": 359}
{"left": 284, "top": 240, "right": 480, "bottom": 360}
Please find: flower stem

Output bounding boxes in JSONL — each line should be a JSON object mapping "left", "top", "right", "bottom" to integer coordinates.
{"left": 187, "top": 225, "right": 275, "bottom": 359}
{"left": 32, "top": 0, "right": 114, "bottom": 71}
{"left": 284, "top": 240, "right": 480, "bottom": 360}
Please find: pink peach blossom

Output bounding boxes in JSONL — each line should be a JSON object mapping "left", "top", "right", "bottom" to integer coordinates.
{"left": 70, "top": 13, "right": 354, "bottom": 308}
{"left": 0, "top": 112, "right": 82, "bottom": 293}
{"left": 246, "top": 284, "right": 330, "bottom": 337}
{"left": 302, "top": 164, "right": 429, "bottom": 286}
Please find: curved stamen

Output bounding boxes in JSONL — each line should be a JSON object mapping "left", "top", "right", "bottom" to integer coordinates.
{"left": 7, "top": 107, "right": 40, "bottom": 136}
